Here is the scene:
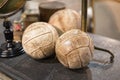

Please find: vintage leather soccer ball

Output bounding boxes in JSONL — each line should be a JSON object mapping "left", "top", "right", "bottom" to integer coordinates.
{"left": 22, "top": 22, "right": 59, "bottom": 59}
{"left": 49, "top": 9, "right": 81, "bottom": 34}
{"left": 55, "top": 29, "right": 94, "bottom": 69}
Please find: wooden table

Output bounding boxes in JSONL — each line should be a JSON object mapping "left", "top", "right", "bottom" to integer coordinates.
{"left": 0, "top": 33, "right": 120, "bottom": 80}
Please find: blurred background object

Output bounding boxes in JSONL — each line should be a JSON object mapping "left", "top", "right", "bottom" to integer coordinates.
{"left": 37, "top": 0, "right": 120, "bottom": 40}
{"left": 0, "top": 0, "right": 25, "bottom": 58}
{"left": 39, "top": 1, "right": 66, "bottom": 22}
{"left": 1, "top": 0, "right": 120, "bottom": 42}
{"left": 95, "top": 0, "right": 120, "bottom": 40}
{"left": 23, "top": 1, "right": 39, "bottom": 29}
{"left": 0, "top": 0, "right": 8, "bottom": 8}
{"left": 0, "top": 0, "right": 25, "bottom": 17}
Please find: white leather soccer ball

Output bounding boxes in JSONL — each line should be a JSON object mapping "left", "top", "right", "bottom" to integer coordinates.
{"left": 49, "top": 9, "right": 81, "bottom": 34}
{"left": 22, "top": 22, "right": 59, "bottom": 59}
{"left": 55, "top": 29, "right": 94, "bottom": 69}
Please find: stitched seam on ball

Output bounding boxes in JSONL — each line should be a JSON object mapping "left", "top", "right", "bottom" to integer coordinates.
{"left": 24, "top": 24, "right": 51, "bottom": 34}
{"left": 46, "top": 24, "right": 57, "bottom": 46}
{"left": 25, "top": 26, "right": 42, "bottom": 33}
{"left": 39, "top": 48, "right": 47, "bottom": 57}
{"left": 57, "top": 49, "right": 69, "bottom": 68}
{"left": 77, "top": 50, "right": 83, "bottom": 68}
{"left": 23, "top": 32, "right": 51, "bottom": 45}
{"left": 66, "top": 55, "right": 70, "bottom": 68}
{"left": 88, "top": 44, "right": 93, "bottom": 58}
{"left": 72, "top": 10, "right": 81, "bottom": 28}
{"left": 67, "top": 46, "right": 88, "bottom": 68}
{"left": 87, "top": 35, "right": 93, "bottom": 57}
{"left": 58, "top": 34, "right": 88, "bottom": 48}
{"left": 30, "top": 42, "right": 53, "bottom": 57}
{"left": 40, "top": 42, "right": 54, "bottom": 57}
{"left": 58, "top": 14, "right": 66, "bottom": 32}
{"left": 66, "top": 46, "right": 89, "bottom": 56}
{"left": 79, "top": 51, "right": 84, "bottom": 68}
{"left": 75, "top": 47, "right": 89, "bottom": 67}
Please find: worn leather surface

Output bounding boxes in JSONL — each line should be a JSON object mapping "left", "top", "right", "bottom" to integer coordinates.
{"left": 0, "top": 33, "right": 120, "bottom": 80}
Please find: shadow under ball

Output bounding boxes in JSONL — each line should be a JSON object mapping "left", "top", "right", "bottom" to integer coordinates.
{"left": 39, "top": 1, "right": 65, "bottom": 22}
{"left": 55, "top": 29, "right": 94, "bottom": 69}
{"left": 22, "top": 22, "right": 59, "bottom": 59}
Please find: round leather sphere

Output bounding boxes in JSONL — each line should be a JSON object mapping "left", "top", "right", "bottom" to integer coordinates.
{"left": 55, "top": 29, "right": 94, "bottom": 69}
{"left": 22, "top": 22, "right": 59, "bottom": 59}
{"left": 49, "top": 9, "right": 81, "bottom": 34}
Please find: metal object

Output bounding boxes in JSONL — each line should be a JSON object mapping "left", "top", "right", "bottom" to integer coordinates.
{"left": 0, "top": 0, "right": 8, "bottom": 8}
{"left": 81, "top": 0, "right": 95, "bottom": 33}
{"left": 0, "top": 0, "right": 25, "bottom": 18}
{"left": 89, "top": 0, "right": 95, "bottom": 33}
{"left": 81, "top": 0, "right": 88, "bottom": 32}
{"left": 91, "top": 0, "right": 95, "bottom": 33}
{"left": 0, "top": 0, "right": 26, "bottom": 58}
{"left": 81, "top": 0, "right": 114, "bottom": 63}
